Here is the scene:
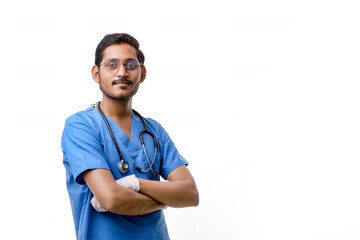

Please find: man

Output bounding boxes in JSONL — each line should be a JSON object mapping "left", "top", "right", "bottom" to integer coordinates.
{"left": 61, "top": 33, "right": 199, "bottom": 240}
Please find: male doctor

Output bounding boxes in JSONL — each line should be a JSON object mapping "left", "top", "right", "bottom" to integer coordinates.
{"left": 61, "top": 33, "right": 199, "bottom": 240}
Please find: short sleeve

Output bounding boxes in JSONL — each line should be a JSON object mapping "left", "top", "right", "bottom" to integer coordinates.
{"left": 157, "top": 123, "right": 188, "bottom": 179}
{"left": 62, "top": 114, "right": 110, "bottom": 184}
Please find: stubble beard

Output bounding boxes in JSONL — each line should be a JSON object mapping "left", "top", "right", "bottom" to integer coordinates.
{"left": 98, "top": 75, "right": 140, "bottom": 101}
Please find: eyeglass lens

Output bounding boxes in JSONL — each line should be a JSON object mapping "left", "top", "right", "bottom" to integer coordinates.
{"left": 104, "top": 59, "right": 140, "bottom": 73}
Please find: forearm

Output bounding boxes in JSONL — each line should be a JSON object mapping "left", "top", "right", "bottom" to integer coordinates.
{"left": 107, "top": 185, "right": 165, "bottom": 215}
{"left": 83, "top": 169, "right": 164, "bottom": 216}
{"left": 138, "top": 178, "right": 199, "bottom": 208}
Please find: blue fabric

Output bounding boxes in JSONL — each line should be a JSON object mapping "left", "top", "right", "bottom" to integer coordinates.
{"left": 61, "top": 107, "right": 188, "bottom": 240}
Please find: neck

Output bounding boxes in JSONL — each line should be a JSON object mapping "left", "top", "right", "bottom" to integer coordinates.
{"left": 99, "top": 97, "right": 133, "bottom": 119}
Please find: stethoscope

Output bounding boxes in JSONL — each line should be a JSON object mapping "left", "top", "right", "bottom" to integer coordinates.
{"left": 95, "top": 102, "right": 159, "bottom": 176}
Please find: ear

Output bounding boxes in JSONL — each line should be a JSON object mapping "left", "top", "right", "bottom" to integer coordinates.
{"left": 140, "top": 65, "right": 147, "bottom": 83}
{"left": 91, "top": 65, "right": 100, "bottom": 83}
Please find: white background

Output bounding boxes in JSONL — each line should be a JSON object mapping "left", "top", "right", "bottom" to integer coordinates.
{"left": 0, "top": 0, "right": 359, "bottom": 239}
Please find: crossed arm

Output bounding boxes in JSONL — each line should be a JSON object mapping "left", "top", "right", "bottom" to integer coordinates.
{"left": 82, "top": 165, "right": 199, "bottom": 215}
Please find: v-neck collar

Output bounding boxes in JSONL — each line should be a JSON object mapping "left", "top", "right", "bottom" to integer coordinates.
{"left": 93, "top": 108, "right": 141, "bottom": 150}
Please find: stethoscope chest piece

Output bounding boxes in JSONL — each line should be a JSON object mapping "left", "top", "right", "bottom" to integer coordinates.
{"left": 117, "top": 160, "right": 129, "bottom": 173}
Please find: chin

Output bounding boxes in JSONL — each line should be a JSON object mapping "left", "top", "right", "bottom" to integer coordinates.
{"left": 103, "top": 92, "right": 136, "bottom": 101}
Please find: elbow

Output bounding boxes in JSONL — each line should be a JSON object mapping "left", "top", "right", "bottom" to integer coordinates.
{"left": 185, "top": 181, "right": 199, "bottom": 207}
{"left": 186, "top": 185, "right": 199, "bottom": 207}
{"left": 192, "top": 189, "right": 200, "bottom": 207}
{"left": 191, "top": 179, "right": 200, "bottom": 207}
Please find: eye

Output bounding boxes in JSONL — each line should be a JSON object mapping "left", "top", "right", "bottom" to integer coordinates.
{"left": 106, "top": 61, "right": 119, "bottom": 70}
{"left": 125, "top": 61, "right": 139, "bottom": 71}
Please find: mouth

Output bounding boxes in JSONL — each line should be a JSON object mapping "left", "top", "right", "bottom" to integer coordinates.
{"left": 112, "top": 79, "right": 131, "bottom": 86}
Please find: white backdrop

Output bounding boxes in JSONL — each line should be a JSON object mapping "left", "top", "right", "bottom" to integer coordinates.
{"left": 0, "top": 1, "right": 359, "bottom": 239}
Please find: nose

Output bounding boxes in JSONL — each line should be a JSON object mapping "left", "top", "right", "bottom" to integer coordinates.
{"left": 116, "top": 63, "right": 128, "bottom": 77}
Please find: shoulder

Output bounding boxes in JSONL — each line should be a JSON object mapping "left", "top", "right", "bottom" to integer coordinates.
{"left": 143, "top": 117, "right": 161, "bottom": 129}
{"left": 63, "top": 107, "right": 102, "bottom": 138}
{"left": 142, "top": 116, "right": 163, "bottom": 133}
{"left": 141, "top": 117, "right": 172, "bottom": 145}
{"left": 65, "top": 107, "right": 98, "bottom": 127}
{"left": 62, "top": 107, "right": 102, "bottom": 150}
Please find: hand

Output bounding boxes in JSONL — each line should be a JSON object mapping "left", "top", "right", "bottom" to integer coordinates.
{"left": 91, "top": 174, "right": 140, "bottom": 212}
{"left": 91, "top": 196, "right": 107, "bottom": 212}
{"left": 115, "top": 174, "right": 140, "bottom": 192}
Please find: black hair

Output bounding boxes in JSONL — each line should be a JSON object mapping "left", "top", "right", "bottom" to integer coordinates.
{"left": 95, "top": 33, "right": 145, "bottom": 66}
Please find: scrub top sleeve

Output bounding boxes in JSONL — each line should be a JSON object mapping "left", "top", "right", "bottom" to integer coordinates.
{"left": 62, "top": 114, "right": 110, "bottom": 184}
{"left": 157, "top": 123, "right": 188, "bottom": 179}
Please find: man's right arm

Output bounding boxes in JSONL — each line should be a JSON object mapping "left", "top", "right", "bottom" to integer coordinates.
{"left": 82, "top": 168, "right": 165, "bottom": 215}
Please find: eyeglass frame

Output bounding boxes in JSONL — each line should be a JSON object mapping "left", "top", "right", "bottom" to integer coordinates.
{"left": 98, "top": 58, "right": 143, "bottom": 74}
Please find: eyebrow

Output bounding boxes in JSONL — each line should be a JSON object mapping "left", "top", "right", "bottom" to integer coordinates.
{"left": 105, "top": 58, "right": 138, "bottom": 62}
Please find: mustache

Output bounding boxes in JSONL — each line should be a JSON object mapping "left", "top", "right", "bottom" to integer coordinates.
{"left": 112, "top": 78, "right": 131, "bottom": 85}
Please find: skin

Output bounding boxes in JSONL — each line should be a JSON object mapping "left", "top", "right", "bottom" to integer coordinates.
{"left": 83, "top": 43, "right": 199, "bottom": 215}
{"left": 91, "top": 43, "right": 146, "bottom": 139}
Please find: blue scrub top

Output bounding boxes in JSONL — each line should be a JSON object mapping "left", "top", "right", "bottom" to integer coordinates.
{"left": 61, "top": 107, "right": 188, "bottom": 240}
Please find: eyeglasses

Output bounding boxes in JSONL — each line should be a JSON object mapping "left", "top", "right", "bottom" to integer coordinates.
{"left": 99, "top": 59, "right": 142, "bottom": 74}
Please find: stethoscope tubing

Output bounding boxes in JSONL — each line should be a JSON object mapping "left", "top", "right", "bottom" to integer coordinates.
{"left": 97, "top": 102, "right": 125, "bottom": 162}
{"left": 95, "top": 102, "right": 158, "bottom": 176}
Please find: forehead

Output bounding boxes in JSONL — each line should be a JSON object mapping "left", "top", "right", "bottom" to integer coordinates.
{"left": 102, "top": 43, "right": 137, "bottom": 61}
